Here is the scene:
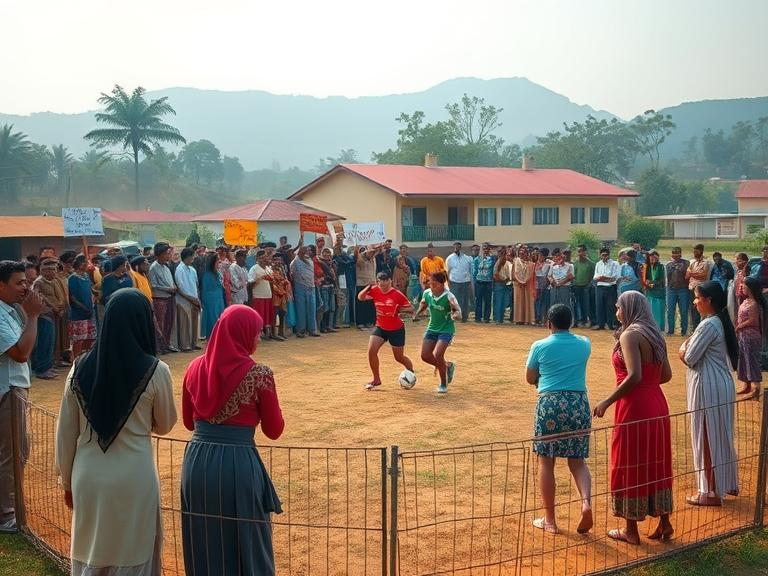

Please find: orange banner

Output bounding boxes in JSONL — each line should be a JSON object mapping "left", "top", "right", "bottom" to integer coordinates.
{"left": 223, "top": 220, "right": 258, "bottom": 246}
{"left": 299, "top": 213, "right": 329, "bottom": 234}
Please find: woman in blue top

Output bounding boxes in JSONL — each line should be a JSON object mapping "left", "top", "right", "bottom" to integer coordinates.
{"left": 67, "top": 254, "right": 96, "bottom": 358}
{"left": 100, "top": 256, "right": 134, "bottom": 305}
{"left": 200, "top": 252, "right": 226, "bottom": 338}
{"left": 526, "top": 304, "right": 593, "bottom": 535}
{"left": 618, "top": 249, "right": 643, "bottom": 294}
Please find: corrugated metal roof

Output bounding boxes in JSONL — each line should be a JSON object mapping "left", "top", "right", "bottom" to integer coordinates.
{"left": 192, "top": 199, "right": 344, "bottom": 222}
{"left": 736, "top": 180, "right": 768, "bottom": 198}
{"left": 0, "top": 216, "right": 64, "bottom": 238}
{"left": 290, "top": 164, "right": 638, "bottom": 199}
{"left": 101, "top": 209, "right": 196, "bottom": 223}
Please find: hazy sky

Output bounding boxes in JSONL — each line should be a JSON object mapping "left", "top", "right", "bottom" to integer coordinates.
{"left": 2, "top": 0, "right": 766, "bottom": 119}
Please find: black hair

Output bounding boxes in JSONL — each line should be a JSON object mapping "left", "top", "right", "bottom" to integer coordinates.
{"left": 24, "top": 261, "right": 37, "bottom": 271}
{"left": 430, "top": 271, "right": 447, "bottom": 284}
{"left": 693, "top": 243, "right": 705, "bottom": 252}
{"left": 153, "top": 242, "right": 170, "bottom": 256}
{"left": 671, "top": 246, "right": 682, "bottom": 253}
{"left": 205, "top": 252, "right": 219, "bottom": 274}
{"left": 625, "top": 249, "right": 641, "bottom": 277}
{"left": 256, "top": 250, "right": 266, "bottom": 258}
{"left": 130, "top": 256, "right": 147, "bottom": 271}
{"left": 712, "top": 251, "right": 722, "bottom": 258}
{"left": 695, "top": 281, "right": 738, "bottom": 369}
{"left": 377, "top": 271, "right": 391, "bottom": 281}
{"left": 744, "top": 277, "right": 767, "bottom": 319}
{"left": 235, "top": 249, "right": 247, "bottom": 259}
{"left": 73, "top": 254, "right": 88, "bottom": 269}
{"left": 599, "top": 247, "right": 610, "bottom": 255}
{"left": 540, "top": 247, "right": 550, "bottom": 257}
{"left": 38, "top": 246, "right": 54, "bottom": 255}
{"left": 547, "top": 304, "right": 572, "bottom": 330}
{"left": 0, "top": 261, "right": 25, "bottom": 284}
{"left": 737, "top": 252, "right": 749, "bottom": 262}
{"left": 60, "top": 250, "right": 77, "bottom": 264}
{"left": 180, "top": 247, "right": 195, "bottom": 261}
{"left": 577, "top": 244, "right": 587, "bottom": 251}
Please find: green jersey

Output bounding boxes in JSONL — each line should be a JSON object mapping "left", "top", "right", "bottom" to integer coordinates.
{"left": 423, "top": 288, "right": 459, "bottom": 334}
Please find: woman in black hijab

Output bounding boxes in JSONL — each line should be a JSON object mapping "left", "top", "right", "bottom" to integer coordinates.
{"left": 55, "top": 288, "right": 177, "bottom": 575}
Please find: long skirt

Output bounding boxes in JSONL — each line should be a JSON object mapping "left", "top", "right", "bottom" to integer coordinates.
{"left": 32, "top": 317, "right": 55, "bottom": 375}
{"left": 737, "top": 329, "right": 763, "bottom": 383}
{"left": 611, "top": 381, "right": 673, "bottom": 521}
{"left": 181, "top": 422, "right": 282, "bottom": 576}
{"left": 647, "top": 295, "right": 666, "bottom": 332}
{"left": 201, "top": 294, "right": 225, "bottom": 338}
{"left": 533, "top": 391, "right": 591, "bottom": 459}
{"left": 513, "top": 283, "right": 534, "bottom": 324}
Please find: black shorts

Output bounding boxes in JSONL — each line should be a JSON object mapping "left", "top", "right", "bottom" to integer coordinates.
{"left": 372, "top": 326, "right": 406, "bottom": 347}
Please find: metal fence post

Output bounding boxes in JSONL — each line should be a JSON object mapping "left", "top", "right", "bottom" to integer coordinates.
{"left": 754, "top": 397, "right": 768, "bottom": 526}
{"left": 381, "top": 447, "right": 388, "bottom": 576}
{"left": 10, "top": 388, "right": 27, "bottom": 531}
{"left": 389, "top": 445, "right": 399, "bottom": 576}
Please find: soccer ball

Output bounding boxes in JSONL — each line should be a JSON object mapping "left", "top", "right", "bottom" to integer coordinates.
{"left": 398, "top": 369, "right": 417, "bottom": 390}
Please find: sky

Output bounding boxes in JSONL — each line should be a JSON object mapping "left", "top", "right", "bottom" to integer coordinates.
{"left": 2, "top": 0, "right": 767, "bottom": 119}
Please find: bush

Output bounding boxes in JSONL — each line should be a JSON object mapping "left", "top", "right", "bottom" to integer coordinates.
{"left": 620, "top": 216, "right": 664, "bottom": 249}
{"left": 747, "top": 228, "right": 768, "bottom": 253}
{"left": 568, "top": 228, "right": 602, "bottom": 253}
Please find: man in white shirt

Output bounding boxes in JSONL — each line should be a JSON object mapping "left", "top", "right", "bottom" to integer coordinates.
{"left": 230, "top": 250, "right": 250, "bottom": 306}
{"left": 592, "top": 247, "right": 620, "bottom": 331}
{"left": 174, "top": 248, "right": 201, "bottom": 352}
{"left": 445, "top": 242, "right": 473, "bottom": 322}
{"left": 0, "top": 261, "right": 44, "bottom": 533}
{"left": 248, "top": 250, "right": 278, "bottom": 340}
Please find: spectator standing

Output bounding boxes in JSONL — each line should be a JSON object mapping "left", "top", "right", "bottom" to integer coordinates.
{"left": 710, "top": 252, "right": 735, "bottom": 292}
{"left": 548, "top": 250, "right": 574, "bottom": 316}
{"left": 67, "top": 255, "right": 96, "bottom": 359}
{"left": 128, "top": 257, "right": 153, "bottom": 302}
{"left": 473, "top": 243, "right": 495, "bottom": 324}
{"left": 419, "top": 243, "right": 446, "bottom": 288}
{"left": 175, "top": 248, "right": 201, "bottom": 352}
{"left": 493, "top": 247, "right": 513, "bottom": 325}
{"left": 149, "top": 243, "right": 179, "bottom": 353}
{"left": 665, "top": 247, "right": 690, "bottom": 336}
{"left": 593, "top": 247, "right": 620, "bottom": 331}
{"left": 445, "top": 242, "right": 473, "bottom": 322}
{"left": 354, "top": 245, "right": 378, "bottom": 329}
{"left": 32, "top": 259, "right": 64, "bottom": 379}
{"left": 249, "top": 250, "right": 278, "bottom": 340}
{"left": 735, "top": 277, "right": 764, "bottom": 400}
{"left": 513, "top": 246, "right": 535, "bottom": 325}
{"left": 643, "top": 250, "right": 666, "bottom": 331}
{"left": 290, "top": 246, "right": 320, "bottom": 338}
{"left": 572, "top": 245, "right": 595, "bottom": 328}
{"left": 230, "top": 250, "right": 250, "bottom": 306}
{"left": 200, "top": 253, "right": 226, "bottom": 339}
{"left": 686, "top": 244, "right": 711, "bottom": 331}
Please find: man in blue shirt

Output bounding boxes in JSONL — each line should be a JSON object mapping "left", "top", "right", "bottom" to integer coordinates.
{"left": 525, "top": 304, "right": 593, "bottom": 536}
{"left": 710, "top": 252, "right": 734, "bottom": 292}
{"left": 472, "top": 243, "right": 495, "bottom": 323}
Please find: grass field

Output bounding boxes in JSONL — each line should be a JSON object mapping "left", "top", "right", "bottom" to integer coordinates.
{"left": 15, "top": 323, "right": 768, "bottom": 575}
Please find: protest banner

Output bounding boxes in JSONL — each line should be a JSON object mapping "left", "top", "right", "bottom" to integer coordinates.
{"left": 62, "top": 208, "right": 104, "bottom": 238}
{"left": 299, "top": 213, "right": 329, "bottom": 234}
{"left": 339, "top": 222, "right": 386, "bottom": 246}
{"left": 223, "top": 220, "right": 258, "bottom": 246}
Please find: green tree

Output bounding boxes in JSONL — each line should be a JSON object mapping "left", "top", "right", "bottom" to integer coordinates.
{"left": 445, "top": 93, "right": 503, "bottom": 146}
{"left": 730, "top": 120, "right": 756, "bottom": 177}
{"left": 0, "top": 124, "right": 33, "bottom": 203}
{"left": 630, "top": 110, "right": 676, "bottom": 168}
{"left": 180, "top": 139, "right": 223, "bottom": 184}
{"left": 702, "top": 128, "right": 732, "bottom": 174}
{"left": 27, "top": 144, "right": 53, "bottom": 192}
{"left": 84, "top": 85, "right": 186, "bottom": 209}
{"left": 79, "top": 150, "right": 110, "bottom": 174}
{"left": 315, "top": 148, "right": 359, "bottom": 174}
{"left": 635, "top": 168, "right": 685, "bottom": 215}
{"left": 620, "top": 216, "right": 664, "bottom": 248}
{"left": 50, "top": 144, "right": 73, "bottom": 195}
{"left": 222, "top": 155, "right": 244, "bottom": 190}
{"left": 567, "top": 228, "right": 602, "bottom": 253}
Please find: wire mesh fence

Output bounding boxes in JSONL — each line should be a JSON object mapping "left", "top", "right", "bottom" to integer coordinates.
{"left": 10, "top": 391, "right": 768, "bottom": 576}
{"left": 394, "top": 398, "right": 767, "bottom": 576}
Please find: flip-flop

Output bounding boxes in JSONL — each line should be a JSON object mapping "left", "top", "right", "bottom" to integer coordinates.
{"left": 532, "top": 517, "right": 559, "bottom": 534}
{"left": 607, "top": 529, "right": 640, "bottom": 545}
{"left": 364, "top": 381, "right": 382, "bottom": 391}
{"left": 685, "top": 493, "right": 722, "bottom": 507}
{"left": 576, "top": 508, "right": 593, "bottom": 534}
{"left": 648, "top": 525, "right": 674, "bottom": 541}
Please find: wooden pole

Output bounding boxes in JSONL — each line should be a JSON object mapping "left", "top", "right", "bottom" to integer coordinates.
{"left": 82, "top": 235, "right": 88, "bottom": 257}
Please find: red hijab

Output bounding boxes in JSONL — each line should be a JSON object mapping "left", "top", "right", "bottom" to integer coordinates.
{"left": 184, "top": 305, "right": 264, "bottom": 420}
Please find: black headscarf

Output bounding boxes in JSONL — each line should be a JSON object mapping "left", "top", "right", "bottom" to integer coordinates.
{"left": 71, "top": 288, "right": 159, "bottom": 452}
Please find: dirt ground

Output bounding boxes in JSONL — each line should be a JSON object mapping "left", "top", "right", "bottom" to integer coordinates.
{"left": 24, "top": 323, "right": 764, "bottom": 576}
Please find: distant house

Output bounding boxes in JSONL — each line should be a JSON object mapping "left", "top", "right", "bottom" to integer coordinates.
{"left": 101, "top": 209, "right": 197, "bottom": 246}
{"left": 192, "top": 199, "right": 344, "bottom": 244}
{"left": 288, "top": 156, "right": 637, "bottom": 248}
{"left": 0, "top": 216, "right": 119, "bottom": 260}
{"left": 648, "top": 180, "right": 768, "bottom": 240}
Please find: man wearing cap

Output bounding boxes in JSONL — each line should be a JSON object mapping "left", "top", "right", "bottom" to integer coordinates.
{"left": 149, "top": 242, "right": 179, "bottom": 354}
{"left": 445, "top": 242, "right": 473, "bottom": 322}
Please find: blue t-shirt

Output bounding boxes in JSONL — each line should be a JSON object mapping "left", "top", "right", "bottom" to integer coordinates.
{"left": 68, "top": 274, "right": 94, "bottom": 321}
{"left": 526, "top": 332, "right": 591, "bottom": 394}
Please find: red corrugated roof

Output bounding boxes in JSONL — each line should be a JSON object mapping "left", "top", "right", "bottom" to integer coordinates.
{"left": 290, "top": 164, "right": 637, "bottom": 199}
{"left": 192, "top": 199, "right": 344, "bottom": 222}
{"left": 736, "top": 180, "right": 768, "bottom": 198}
{"left": 101, "top": 209, "right": 196, "bottom": 223}
{"left": 0, "top": 216, "right": 64, "bottom": 238}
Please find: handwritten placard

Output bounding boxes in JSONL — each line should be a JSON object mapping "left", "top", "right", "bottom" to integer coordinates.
{"left": 223, "top": 220, "right": 257, "bottom": 246}
{"left": 299, "top": 213, "right": 329, "bottom": 234}
{"left": 340, "top": 222, "right": 386, "bottom": 246}
{"left": 62, "top": 207, "right": 104, "bottom": 238}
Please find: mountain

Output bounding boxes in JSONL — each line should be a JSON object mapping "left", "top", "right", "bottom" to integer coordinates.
{"left": 0, "top": 77, "right": 614, "bottom": 170}
{"left": 657, "top": 97, "right": 768, "bottom": 159}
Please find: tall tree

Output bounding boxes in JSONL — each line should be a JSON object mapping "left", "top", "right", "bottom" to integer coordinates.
{"left": 445, "top": 94, "right": 503, "bottom": 146}
{"left": 630, "top": 110, "right": 676, "bottom": 168}
{"left": 84, "top": 85, "right": 186, "bottom": 209}
{"left": 79, "top": 150, "right": 111, "bottom": 175}
{"left": 180, "top": 139, "right": 223, "bottom": 184}
{"left": 51, "top": 144, "right": 73, "bottom": 194}
{"left": 0, "top": 124, "right": 33, "bottom": 203}
{"left": 702, "top": 128, "right": 732, "bottom": 174}
{"left": 222, "top": 155, "right": 244, "bottom": 190}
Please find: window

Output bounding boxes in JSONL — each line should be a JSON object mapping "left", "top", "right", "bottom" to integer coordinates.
{"left": 501, "top": 207, "right": 522, "bottom": 226}
{"left": 533, "top": 207, "right": 559, "bottom": 225}
{"left": 590, "top": 207, "right": 609, "bottom": 224}
{"left": 448, "top": 206, "right": 469, "bottom": 225}
{"left": 570, "top": 207, "right": 585, "bottom": 224}
{"left": 478, "top": 208, "right": 497, "bottom": 227}
{"left": 402, "top": 206, "right": 427, "bottom": 227}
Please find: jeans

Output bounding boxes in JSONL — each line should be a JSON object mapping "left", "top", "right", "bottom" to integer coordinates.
{"left": 689, "top": 289, "right": 701, "bottom": 331}
{"left": 319, "top": 285, "right": 337, "bottom": 331}
{"left": 535, "top": 288, "right": 550, "bottom": 324}
{"left": 474, "top": 282, "right": 492, "bottom": 322}
{"left": 32, "top": 317, "right": 55, "bottom": 375}
{"left": 666, "top": 288, "right": 689, "bottom": 335}
{"left": 595, "top": 285, "right": 617, "bottom": 329}
{"left": 573, "top": 285, "right": 591, "bottom": 325}
{"left": 450, "top": 281, "right": 471, "bottom": 322}
{"left": 294, "top": 285, "right": 317, "bottom": 334}
{"left": 492, "top": 283, "right": 511, "bottom": 323}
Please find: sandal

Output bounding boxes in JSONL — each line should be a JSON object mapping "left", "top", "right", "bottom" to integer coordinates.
{"left": 686, "top": 493, "right": 721, "bottom": 507}
{"left": 532, "top": 517, "right": 559, "bottom": 534}
{"left": 364, "top": 381, "right": 382, "bottom": 391}
{"left": 648, "top": 525, "right": 674, "bottom": 541}
{"left": 608, "top": 528, "right": 640, "bottom": 545}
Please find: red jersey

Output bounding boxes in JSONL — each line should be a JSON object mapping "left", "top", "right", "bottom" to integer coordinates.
{"left": 369, "top": 286, "right": 409, "bottom": 331}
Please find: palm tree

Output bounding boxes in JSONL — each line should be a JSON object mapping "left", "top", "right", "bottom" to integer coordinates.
{"left": 0, "top": 124, "right": 33, "bottom": 203}
{"left": 84, "top": 85, "right": 186, "bottom": 209}
{"left": 51, "top": 144, "right": 73, "bottom": 191}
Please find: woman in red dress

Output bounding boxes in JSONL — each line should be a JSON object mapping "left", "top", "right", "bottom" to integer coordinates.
{"left": 593, "top": 290, "right": 674, "bottom": 544}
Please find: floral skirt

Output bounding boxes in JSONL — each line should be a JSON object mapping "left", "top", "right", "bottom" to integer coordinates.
{"left": 68, "top": 318, "right": 97, "bottom": 342}
{"left": 533, "top": 391, "right": 591, "bottom": 459}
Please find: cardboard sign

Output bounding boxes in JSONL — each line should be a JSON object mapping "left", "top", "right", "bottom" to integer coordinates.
{"left": 299, "top": 213, "right": 328, "bottom": 234}
{"left": 339, "top": 222, "right": 386, "bottom": 246}
{"left": 223, "top": 220, "right": 257, "bottom": 246}
{"left": 62, "top": 207, "right": 104, "bottom": 238}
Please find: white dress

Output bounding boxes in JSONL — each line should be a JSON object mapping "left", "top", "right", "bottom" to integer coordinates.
{"left": 682, "top": 315, "right": 739, "bottom": 497}
{"left": 55, "top": 361, "right": 177, "bottom": 575}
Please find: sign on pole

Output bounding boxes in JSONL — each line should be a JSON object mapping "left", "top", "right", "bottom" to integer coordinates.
{"left": 62, "top": 208, "right": 104, "bottom": 238}
{"left": 299, "top": 213, "right": 329, "bottom": 235}
{"left": 223, "top": 220, "right": 258, "bottom": 246}
{"left": 338, "top": 222, "right": 386, "bottom": 246}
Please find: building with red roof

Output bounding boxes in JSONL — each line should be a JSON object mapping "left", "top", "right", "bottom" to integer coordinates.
{"left": 289, "top": 156, "right": 636, "bottom": 246}
{"left": 192, "top": 199, "right": 344, "bottom": 244}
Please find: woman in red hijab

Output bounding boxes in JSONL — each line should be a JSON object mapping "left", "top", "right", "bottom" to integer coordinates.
{"left": 180, "top": 305, "right": 284, "bottom": 576}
